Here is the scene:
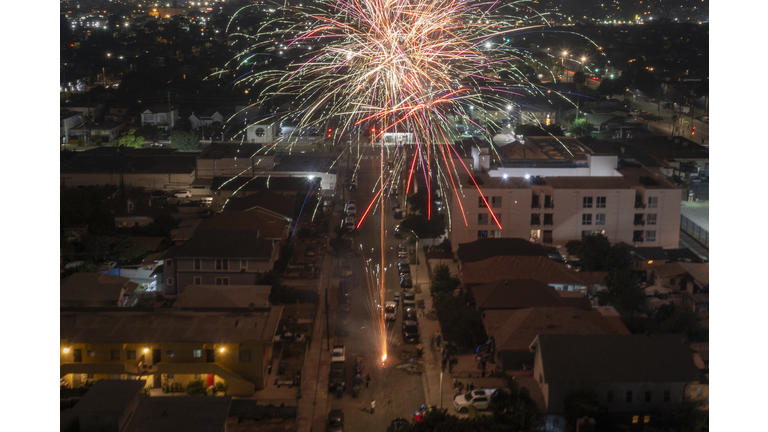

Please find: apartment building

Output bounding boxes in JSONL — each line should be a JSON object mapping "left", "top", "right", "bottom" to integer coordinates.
{"left": 60, "top": 307, "right": 282, "bottom": 397}
{"left": 448, "top": 137, "right": 680, "bottom": 250}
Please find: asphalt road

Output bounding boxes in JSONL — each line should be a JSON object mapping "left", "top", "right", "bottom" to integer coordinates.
{"left": 326, "top": 150, "right": 426, "bottom": 431}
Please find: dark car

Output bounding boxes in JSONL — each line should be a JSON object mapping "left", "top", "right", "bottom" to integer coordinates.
{"left": 403, "top": 308, "right": 418, "bottom": 322}
{"left": 393, "top": 210, "right": 403, "bottom": 219}
{"left": 394, "top": 224, "right": 402, "bottom": 238}
{"left": 400, "top": 274, "right": 413, "bottom": 288}
{"left": 326, "top": 409, "right": 344, "bottom": 432}
{"left": 397, "top": 263, "right": 411, "bottom": 276}
{"left": 305, "top": 245, "right": 316, "bottom": 257}
{"left": 387, "top": 418, "right": 409, "bottom": 432}
{"left": 402, "top": 320, "right": 419, "bottom": 344}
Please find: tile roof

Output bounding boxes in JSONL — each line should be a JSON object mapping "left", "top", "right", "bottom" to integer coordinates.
{"left": 483, "top": 307, "right": 625, "bottom": 352}
{"left": 224, "top": 190, "right": 297, "bottom": 219}
{"left": 173, "top": 285, "right": 272, "bottom": 310}
{"left": 651, "top": 262, "right": 689, "bottom": 279}
{"left": 472, "top": 279, "right": 565, "bottom": 310}
{"left": 534, "top": 334, "right": 699, "bottom": 384}
{"left": 461, "top": 255, "right": 606, "bottom": 286}
{"left": 71, "top": 380, "right": 145, "bottom": 415}
{"left": 175, "top": 230, "right": 274, "bottom": 259}
{"left": 60, "top": 308, "right": 283, "bottom": 344}
{"left": 197, "top": 209, "right": 290, "bottom": 240}
{"left": 678, "top": 263, "right": 709, "bottom": 286}
{"left": 457, "top": 238, "right": 553, "bottom": 263}
{"left": 557, "top": 291, "right": 593, "bottom": 310}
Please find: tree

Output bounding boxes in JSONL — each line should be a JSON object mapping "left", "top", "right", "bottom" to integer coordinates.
{"left": 569, "top": 118, "right": 594, "bottom": 137}
{"left": 654, "top": 304, "right": 702, "bottom": 340}
{"left": 115, "top": 129, "right": 145, "bottom": 148}
{"left": 600, "top": 269, "right": 645, "bottom": 315}
{"left": 563, "top": 389, "right": 602, "bottom": 432}
{"left": 170, "top": 130, "right": 200, "bottom": 151}
{"left": 135, "top": 125, "right": 162, "bottom": 141}
{"left": 176, "top": 118, "right": 193, "bottom": 132}
{"left": 430, "top": 264, "right": 461, "bottom": 295}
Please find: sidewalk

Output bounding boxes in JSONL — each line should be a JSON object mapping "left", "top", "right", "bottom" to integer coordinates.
{"left": 680, "top": 201, "right": 709, "bottom": 231}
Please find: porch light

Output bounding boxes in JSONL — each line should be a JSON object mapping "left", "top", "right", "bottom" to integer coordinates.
{"left": 63, "top": 348, "right": 70, "bottom": 354}
{"left": 144, "top": 348, "right": 150, "bottom": 353}
{"left": 220, "top": 347, "right": 226, "bottom": 353}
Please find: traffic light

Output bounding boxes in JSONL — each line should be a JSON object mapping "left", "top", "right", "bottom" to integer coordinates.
{"left": 691, "top": 126, "right": 696, "bottom": 136}
{"left": 327, "top": 128, "right": 332, "bottom": 138}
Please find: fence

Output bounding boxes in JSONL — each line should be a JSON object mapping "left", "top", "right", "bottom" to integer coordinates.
{"left": 680, "top": 215, "right": 708, "bottom": 248}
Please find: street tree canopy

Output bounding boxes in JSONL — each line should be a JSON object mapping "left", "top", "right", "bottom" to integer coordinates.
{"left": 170, "top": 130, "right": 201, "bottom": 151}
{"left": 115, "top": 129, "right": 145, "bottom": 148}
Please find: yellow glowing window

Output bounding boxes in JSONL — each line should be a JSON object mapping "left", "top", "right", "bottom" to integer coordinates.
{"left": 632, "top": 416, "right": 639, "bottom": 424}
{"left": 644, "top": 416, "right": 650, "bottom": 423}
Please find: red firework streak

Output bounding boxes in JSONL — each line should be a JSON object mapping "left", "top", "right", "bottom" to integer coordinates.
{"left": 447, "top": 143, "right": 502, "bottom": 230}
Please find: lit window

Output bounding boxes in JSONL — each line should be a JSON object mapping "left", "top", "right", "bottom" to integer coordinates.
{"left": 166, "top": 350, "right": 174, "bottom": 358}
{"left": 632, "top": 415, "right": 639, "bottom": 424}
{"left": 193, "top": 350, "right": 202, "bottom": 358}
{"left": 643, "top": 415, "right": 650, "bottom": 424}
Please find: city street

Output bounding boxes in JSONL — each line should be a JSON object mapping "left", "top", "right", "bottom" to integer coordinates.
{"left": 325, "top": 149, "right": 426, "bottom": 430}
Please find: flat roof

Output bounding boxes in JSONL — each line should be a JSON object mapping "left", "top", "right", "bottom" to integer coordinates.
{"left": 61, "top": 148, "right": 197, "bottom": 175}
{"left": 60, "top": 308, "right": 283, "bottom": 344}
{"left": 197, "top": 142, "right": 265, "bottom": 160}
{"left": 61, "top": 273, "right": 138, "bottom": 306}
{"left": 124, "top": 396, "right": 231, "bottom": 432}
{"left": 173, "top": 285, "right": 272, "bottom": 310}
{"left": 71, "top": 380, "right": 145, "bottom": 415}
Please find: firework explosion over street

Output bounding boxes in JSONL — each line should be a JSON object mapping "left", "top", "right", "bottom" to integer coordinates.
{"left": 222, "top": 0, "right": 596, "bottom": 363}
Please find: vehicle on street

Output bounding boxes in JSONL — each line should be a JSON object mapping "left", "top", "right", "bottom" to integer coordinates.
{"left": 332, "top": 345, "right": 346, "bottom": 363}
{"left": 454, "top": 389, "right": 497, "bottom": 413}
{"left": 387, "top": 418, "right": 408, "bottom": 432}
{"left": 393, "top": 210, "right": 403, "bottom": 219}
{"left": 400, "top": 274, "right": 413, "bottom": 288}
{"left": 174, "top": 190, "right": 192, "bottom": 198}
{"left": 199, "top": 197, "right": 213, "bottom": 207}
{"left": 329, "top": 361, "right": 346, "bottom": 391}
{"left": 305, "top": 245, "right": 316, "bottom": 257}
{"left": 393, "top": 293, "right": 401, "bottom": 304}
{"left": 402, "top": 290, "right": 416, "bottom": 308}
{"left": 384, "top": 301, "right": 397, "bottom": 321}
{"left": 402, "top": 320, "right": 419, "bottom": 343}
{"left": 397, "top": 244, "right": 408, "bottom": 258}
{"left": 344, "top": 216, "right": 356, "bottom": 231}
{"left": 403, "top": 308, "right": 417, "bottom": 322}
{"left": 394, "top": 224, "right": 402, "bottom": 238}
{"left": 346, "top": 201, "right": 357, "bottom": 216}
{"left": 326, "top": 409, "right": 344, "bottom": 432}
{"left": 397, "top": 262, "right": 411, "bottom": 275}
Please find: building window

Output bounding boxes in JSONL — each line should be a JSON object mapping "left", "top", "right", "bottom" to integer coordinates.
{"left": 478, "top": 196, "right": 489, "bottom": 208}
{"left": 632, "top": 416, "right": 639, "bottom": 424}
{"left": 87, "top": 350, "right": 96, "bottom": 358}
{"left": 582, "top": 214, "right": 592, "bottom": 225}
{"left": 215, "top": 277, "right": 230, "bottom": 285}
{"left": 193, "top": 276, "right": 202, "bottom": 285}
{"left": 478, "top": 213, "right": 489, "bottom": 225}
{"left": 193, "top": 350, "right": 202, "bottom": 358}
{"left": 530, "top": 214, "right": 540, "bottom": 225}
{"left": 645, "top": 391, "right": 652, "bottom": 402}
{"left": 607, "top": 391, "right": 614, "bottom": 403}
{"left": 166, "top": 260, "right": 173, "bottom": 266}
{"left": 633, "top": 231, "right": 644, "bottom": 242}
{"left": 194, "top": 259, "right": 201, "bottom": 270}
{"left": 647, "top": 214, "right": 657, "bottom": 225}
{"left": 543, "top": 230, "right": 553, "bottom": 243}
{"left": 626, "top": 391, "right": 633, "bottom": 403}
{"left": 543, "top": 214, "right": 553, "bottom": 225}
{"left": 490, "top": 230, "right": 501, "bottom": 238}
{"left": 582, "top": 197, "right": 593, "bottom": 208}
{"left": 216, "top": 259, "right": 229, "bottom": 270}
{"left": 544, "top": 195, "right": 554, "bottom": 208}
{"left": 646, "top": 230, "right": 656, "bottom": 242}
{"left": 477, "top": 230, "right": 488, "bottom": 239}
{"left": 531, "top": 195, "right": 540, "bottom": 208}
{"left": 595, "top": 213, "right": 606, "bottom": 225}
{"left": 643, "top": 415, "right": 650, "bottom": 424}
{"left": 648, "top": 196, "right": 658, "bottom": 208}
{"left": 596, "top": 197, "right": 606, "bottom": 208}
{"left": 581, "top": 230, "right": 591, "bottom": 238}
{"left": 239, "top": 349, "right": 252, "bottom": 363}
{"left": 491, "top": 196, "right": 502, "bottom": 208}
{"left": 166, "top": 350, "right": 175, "bottom": 358}
{"left": 167, "top": 373, "right": 175, "bottom": 379}
{"left": 167, "top": 278, "right": 174, "bottom": 285}
{"left": 241, "top": 259, "right": 247, "bottom": 270}
{"left": 194, "top": 374, "right": 202, "bottom": 380}
{"left": 663, "top": 390, "right": 670, "bottom": 402}
{"left": 255, "top": 127, "right": 265, "bottom": 137}
{"left": 126, "top": 350, "right": 136, "bottom": 360}
{"left": 110, "top": 350, "right": 120, "bottom": 360}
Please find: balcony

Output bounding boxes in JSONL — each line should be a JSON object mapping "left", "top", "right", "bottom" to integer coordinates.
{"left": 633, "top": 237, "right": 644, "bottom": 243}
{"left": 634, "top": 196, "right": 645, "bottom": 209}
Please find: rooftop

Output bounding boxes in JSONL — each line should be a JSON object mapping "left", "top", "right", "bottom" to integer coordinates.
{"left": 61, "top": 148, "right": 197, "bottom": 175}
{"left": 522, "top": 136, "right": 594, "bottom": 162}
{"left": 173, "top": 285, "right": 272, "bottom": 310}
{"left": 457, "top": 238, "right": 553, "bottom": 263}
{"left": 534, "top": 334, "right": 699, "bottom": 384}
{"left": 472, "top": 279, "right": 565, "bottom": 310}
{"left": 461, "top": 255, "right": 606, "bottom": 286}
{"left": 61, "top": 273, "right": 138, "bottom": 307}
{"left": 224, "top": 190, "right": 297, "bottom": 219}
{"left": 209, "top": 176, "right": 320, "bottom": 192}
{"left": 197, "top": 142, "right": 265, "bottom": 160}
{"left": 124, "top": 396, "right": 232, "bottom": 432}
{"left": 60, "top": 308, "right": 283, "bottom": 344}
{"left": 71, "top": 380, "right": 145, "bottom": 415}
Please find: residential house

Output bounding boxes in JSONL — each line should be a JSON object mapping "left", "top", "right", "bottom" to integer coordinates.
{"left": 161, "top": 209, "right": 291, "bottom": 294}
{"left": 60, "top": 307, "right": 281, "bottom": 395}
{"left": 101, "top": 189, "right": 170, "bottom": 228}
{"left": 88, "top": 122, "right": 124, "bottom": 143}
{"left": 223, "top": 190, "right": 297, "bottom": 220}
{"left": 456, "top": 237, "right": 555, "bottom": 266}
{"left": 246, "top": 123, "right": 280, "bottom": 144}
{"left": 172, "top": 285, "right": 272, "bottom": 310}
{"left": 482, "top": 307, "right": 629, "bottom": 370}
{"left": 61, "top": 111, "right": 85, "bottom": 144}
{"left": 648, "top": 262, "right": 709, "bottom": 294}
{"left": 460, "top": 255, "right": 607, "bottom": 294}
{"left": 141, "top": 106, "right": 179, "bottom": 131}
{"left": 60, "top": 273, "right": 138, "bottom": 308}
{"left": 631, "top": 136, "right": 709, "bottom": 178}
{"left": 532, "top": 334, "right": 699, "bottom": 429}
{"left": 472, "top": 279, "right": 580, "bottom": 311}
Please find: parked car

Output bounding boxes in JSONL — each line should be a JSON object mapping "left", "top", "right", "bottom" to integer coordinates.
{"left": 402, "top": 320, "right": 419, "bottom": 343}
{"left": 394, "top": 224, "right": 402, "bottom": 238}
{"left": 387, "top": 418, "right": 408, "bottom": 432}
{"left": 400, "top": 274, "right": 413, "bottom": 288}
{"left": 402, "top": 290, "right": 416, "bottom": 308}
{"left": 384, "top": 301, "right": 397, "bottom": 321}
{"left": 344, "top": 216, "right": 356, "bottom": 231}
{"left": 332, "top": 345, "right": 346, "bottom": 363}
{"left": 346, "top": 201, "right": 357, "bottom": 216}
{"left": 398, "top": 262, "right": 411, "bottom": 276}
{"left": 326, "top": 409, "right": 344, "bottom": 432}
{"left": 305, "top": 245, "right": 316, "bottom": 257}
{"left": 397, "top": 244, "right": 408, "bottom": 258}
{"left": 403, "top": 308, "right": 418, "bottom": 322}
{"left": 174, "top": 190, "right": 192, "bottom": 198}
{"left": 454, "top": 389, "right": 497, "bottom": 413}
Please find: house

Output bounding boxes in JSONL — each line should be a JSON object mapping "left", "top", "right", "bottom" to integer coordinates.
{"left": 471, "top": 279, "right": 572, "bottom": 311}
{"left": 482, "top": 307, "right": 629, "bottom": 370}
{"left": 172, "top": 284, "right": 272, "bottom": 310}
{"left": 460, "top": 255, "right": 607, "bottom": 294}
{"left": 101, "top": 189, "right": 170, "bottom": 228}
{"left": 88, "top": 122, "right": 124, "bottom": 143}
{"left": 456, "top": 238, "right": 554, "bottom": 265}
{"left": 60, "top": 273, "right": 138, "bottom": 308}
{"left": 61, "top": 111, "right": 85, "bottom": 144}
{"left": 60, "top": 307, "right": 282, "bottom": 395}
{"left": 246, "top": 122, "right": 280, "bottom": 144}
{"left": 648, "top": 262, "right": 709, "bottom": 294}
{"left": 161, "top": 209, "right": 291, "bottom": 294}
{"left": 140, "top": 106, "right": 179, "bottom": 131}
{"left": 531, "top": 334, "right": 699, "bottom": 428}
{"left": 223, "top": 190, "right": 297, "bottom": 220}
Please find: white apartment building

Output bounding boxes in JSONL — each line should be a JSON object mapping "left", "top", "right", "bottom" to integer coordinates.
{"left": 447, "top": 137, "right": 681, "bottom": 250}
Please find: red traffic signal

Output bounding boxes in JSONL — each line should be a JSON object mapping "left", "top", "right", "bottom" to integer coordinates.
{"left": 691, "top": 126, "right": 696, "bottom": 136}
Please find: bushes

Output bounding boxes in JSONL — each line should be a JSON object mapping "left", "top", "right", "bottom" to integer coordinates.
{"left": 432, "top": 289, "right": 487, "bottom": 351}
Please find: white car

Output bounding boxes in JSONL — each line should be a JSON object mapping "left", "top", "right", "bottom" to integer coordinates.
{"left": 454, "top": 389, "right": 496, "bottom": 413}
{"left": 331, "top": 345, "right": 346, "bottom": 363}
{"left": 384, "top": 301, "right": 397, "bottom": 321}
{"left": 174, "top": 190, "right": 192, "bottom": 198}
